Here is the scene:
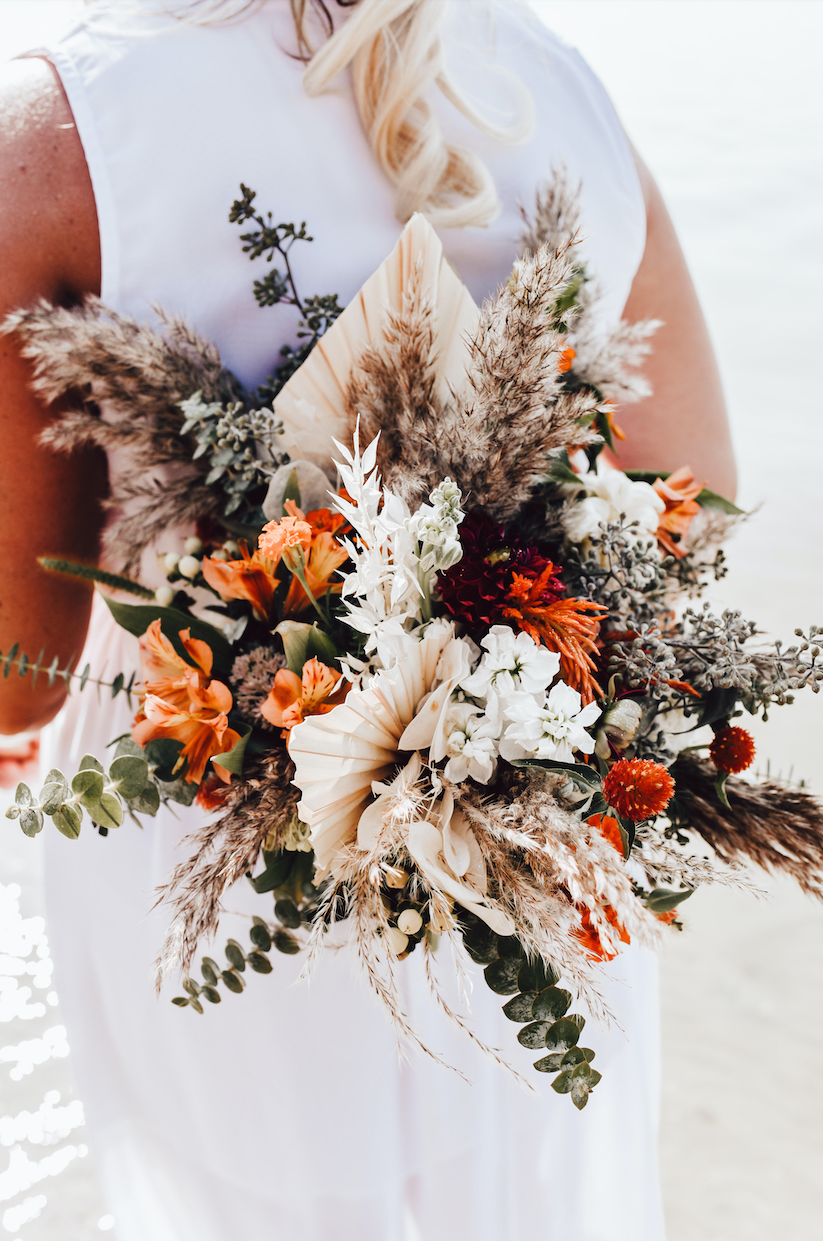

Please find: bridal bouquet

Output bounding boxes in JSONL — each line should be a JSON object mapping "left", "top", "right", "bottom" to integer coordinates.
{"left": 4, "top": 177, "right": 822, "bottom": 1108}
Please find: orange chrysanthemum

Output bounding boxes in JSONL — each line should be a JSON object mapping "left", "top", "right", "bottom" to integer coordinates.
{"left": 709, "top": 726, "right": 756, "bottom": 774}
{"left": 653, "top": 466, "right": 705, "bottom": 560}
{"left": 502, "top": 569, "right": 606, "bottom": 703}
{"left": 602, "top": 757, "right": 675, "bottom": 821}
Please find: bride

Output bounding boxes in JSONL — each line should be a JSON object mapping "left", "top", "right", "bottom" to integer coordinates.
{"left": 0, "top": 2, "right": 736, "bottom": 1238}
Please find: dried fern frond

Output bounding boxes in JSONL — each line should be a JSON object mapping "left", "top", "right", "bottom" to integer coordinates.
{"left": 671, "top": 753, "right": 823, "bottom": 899}
{"left": 154, "top": 749, "right": 298, "bottom": 985}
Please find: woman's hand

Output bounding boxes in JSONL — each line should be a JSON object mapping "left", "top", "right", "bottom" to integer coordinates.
{"left": 610, "top": 145, "right": 737, "bottom": 501}
{"left": 0, "top": 58, "right": 105, "bottom": 735}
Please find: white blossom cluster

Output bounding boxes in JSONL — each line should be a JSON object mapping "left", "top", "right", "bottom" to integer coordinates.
{"left": 561, "top": 459, "right": 664, "bottom": 556}
{"left": 404, "top": 624, "right": 601, "bottom": 787}
{"left": 332, "top": 431, "right": 464, "bottom": 670}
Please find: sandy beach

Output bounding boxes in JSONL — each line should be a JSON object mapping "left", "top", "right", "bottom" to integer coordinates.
{"left": 2, "top": 2, "right": 822, "bottom": 1237}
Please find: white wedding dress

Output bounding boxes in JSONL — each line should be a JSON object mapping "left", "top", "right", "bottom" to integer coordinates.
{"left": 37, "top": 3, "right": 666, "bottom": 1238}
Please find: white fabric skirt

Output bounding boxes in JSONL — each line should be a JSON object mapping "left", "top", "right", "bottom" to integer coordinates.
{"left": 41, "top": 595, "right": 666, "bottom": 1241}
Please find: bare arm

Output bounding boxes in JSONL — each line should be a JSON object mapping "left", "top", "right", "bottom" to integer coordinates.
{"left": 610, "top": 145, "right": 737, "bottom": 500}
{"left": 0, "top": 58, "right": 105, "bottom": 735}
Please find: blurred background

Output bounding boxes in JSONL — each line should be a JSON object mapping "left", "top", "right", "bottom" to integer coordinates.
{"left": 1, "top": 1, "right": 822, "bottom": 1237}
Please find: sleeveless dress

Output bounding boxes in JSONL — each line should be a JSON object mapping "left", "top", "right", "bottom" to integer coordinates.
{"left": 37, "top": 4, "right": 666, "bottom": 1238}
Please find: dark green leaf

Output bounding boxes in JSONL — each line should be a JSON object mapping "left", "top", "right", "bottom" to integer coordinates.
{"left": 502, "top": 992, "right": 538, "bottom": 1023}
{"left": 188, "top": 997, "right": 204, "bottom": 1015}
{"left": 201, "top": 959, "right": 219, "bottom": 986}
{"left": 274, "top": 897, "right": 301, "bottom": 929}
{"left": 533, "top": 1052, "right": 565, "bottom": 1074}
{"left": 202, "top": 986, "right": 221, "bottom": 1004}
{"left": 40, "top": 769, "right": 68, "bottom": 813}
{"left": 570, "top": 1078, "right": 591, "bottom": 1109}
{"left": 532, "top": 987, "right": 572, "bottom": 1022}
{"left": 183, "top": 978, "right": 202, "bottom": 997}
{"left": 484, "top": 957, "right": 522, "bottom": 995}
{"left": 52, "top": 805, "right": 82, "bottom": 840}
{"left": 247, "top": 849, "right": 294, "bottom": 895}
{"left": 510, "top": 757, "right": 601, "bottom": 791}
{"left": 225, "top": 940, "right": 246, "bottom": 972}
{"left": 248, "top": 952, "right": 273, "bottom": 974}
{"left": 144, "top": 738, "right": 186, "bottom": 783}
{"left": 496, "top": 935, "right": 525, "bottom": 959}
{"left": 517, "top": 958, "right": 560, "bottom": 993}
{"left": 545, "top": 1017, "right": 582, "bottom": 1053}
{"left": 272, "top": 930, "right": 300, "bottom": 955}
{"left": 715, "top": 772, "right": 731, "bottom": 809}
{"left": 171, "top": 996, "right": 190, "bottom": 1007}
{"left": 561, "top": 1047, "right": 596, "bottom": 1067}
{"left": 645, "top": 887, "right": 695, "bottom": 914}
{"left": 462, "top": 923, "right": 500, "bottom": 965}
{"left": 212, "top": 725, "right": 251, "bottom": 778}
{"left": 249, "top": 923, "right": 273, "bottom": 952}
{"left": 221, "top": 970, "right": 245, "bottom": 993}
{"left": 518, "top": 1021, "right": 552, "bottom": 1049}
{"left": 696, "top": 487, "right": 744, "bottom": 516}
{"left": 552, "top": 1070, "right": 574, "bottom": 1094}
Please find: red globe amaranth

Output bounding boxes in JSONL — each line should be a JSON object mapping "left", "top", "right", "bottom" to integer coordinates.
{"left": 709, "top": 726, "right": 756, "bottom": 774}
{"left": 602, "top": 758, "right": 675, "bottom": 821}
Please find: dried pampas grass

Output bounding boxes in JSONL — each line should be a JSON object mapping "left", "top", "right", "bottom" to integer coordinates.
{"left": 2, "top": 299, "right": 245, "bottom": 574}
{"left": 671, "top": 753, "right": 823, "bottom": 900}
{"left": 154, "top": 748, "right": 298, "bottom": 985}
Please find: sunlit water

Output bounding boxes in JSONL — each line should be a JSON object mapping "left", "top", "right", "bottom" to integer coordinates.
{"left": 1, "top": 2, "right": 822, "bottom": 1238}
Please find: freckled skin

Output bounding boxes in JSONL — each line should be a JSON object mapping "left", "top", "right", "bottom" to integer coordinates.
{"left": 0, "top": 63, "right": 736, "bottom": 734}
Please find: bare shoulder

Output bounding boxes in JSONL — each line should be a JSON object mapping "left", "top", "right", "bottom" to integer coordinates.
{"left": 0, "top": 56, "right": 100, "bottom": 304}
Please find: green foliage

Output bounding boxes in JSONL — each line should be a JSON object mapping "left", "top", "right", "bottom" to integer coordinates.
{"left": 38, "top": 557, "right": 155, "bottom": 599}
{"left": 459, "top": 912, "right": 600, "bottom": 1108}
{"left": 172, "top": 914, "right": 301, "bottom": 1013}
{"left": 0, "top": 644, "right": 137, "bottom": 705}
{"left": 102, "top": 596, "right": 233, "bottom": 678}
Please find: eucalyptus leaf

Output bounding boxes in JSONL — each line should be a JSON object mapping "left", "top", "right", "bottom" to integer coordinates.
{"left": 19, "top": 808, "right": 44, "bottom": 838}
{"left": 40, "top": 780, "right": 68, "bottom": 816}
{"left": 483, "top": 957, "right": 522, "bottom": 995}
{"left": 201, "top": 958, "right": 220, "bottom": 986}
{"left": 517, "top": 959, "right": 560, "bottom": 994}
{"left": 79, "top": 754, "right": 105, "bottom": 774}
{"left": 248, "top": 952, "right": 273, "bottom": 974}
{"left": 545, "top": 1017, "right": 582, "bottom": 1053}
{"left": 249, "top": 923, "right": 273, "bottom": 952}
{"left": 247, "top": 849, "right": 294, "bottom": 895}
{"left": 71, "top": 769, "right": 104, "bottom": 807}
{"left": 128, "top": 780, "right": 161, "bottom": 817}
{"left": 201, "top": 986, "right": 221, "bottom": 1004}
{"left": 225, "top": 940, "right": 246, "bottom": 972}
{"left": 221, "top": 970, "right": 245, "bottom": 993}
{"left": 533, "top": 1052, "right": 565, "bottom": 1074}
{"left": 272, "top": 930, "right": 300, "bottom": 955}
{"left": 532, "top": 987, "right": 572, "bottom": 1023}
{"left": 570, "top": 1078, "right": 591, "bottom": 1109}
{"left": 52, "top": 805, "right": 82, "bottom": 840}
{"left": 89, "top": 793, "right": 124, "bottom": 830}
{"left": 14, "top": 781, "right": 33, "bottom": 808}
{"left": 274, "top": 897, "right": 301, "bottom": 929}
{"left": 517, "top": 1021, "right": 552, "bottom": 1050}
{"left": 502, "top": 992, "right": 538, "bottom": 1023}
{"left": 156, "top": 776, "right": 197, "bottom": 806}
{"left": 114, "top": 738, "right": 145, "bottom": 761}
{"left": 144, "top": 738, "right": 186, "bottom": 784}
{"left": 109, "top": 755, "right": 149, "bottom": 800}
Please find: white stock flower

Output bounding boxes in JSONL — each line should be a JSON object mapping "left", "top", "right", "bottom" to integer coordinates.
{"left": 441, "top": 702, "right": 499, "bottom": 785}
{"left": 500, "top": 682, "right": 601, "bottom": 764}
{"left": 461, "top": 625, "right": 560, "bottom": 700}
{"left": 407, "top": 477, "right": 465, "bottom": 573}
{"left": 561, "top": 461, "right": 664, "bottom": 547}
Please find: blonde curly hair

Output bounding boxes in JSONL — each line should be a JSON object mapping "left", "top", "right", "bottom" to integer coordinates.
{"left": 131, "top": 0, "right": 532, "bottom": 228}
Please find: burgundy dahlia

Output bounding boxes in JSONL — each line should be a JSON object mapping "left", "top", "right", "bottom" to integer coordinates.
{"left": 436, "top": 511, "right": 565, "bottom": 630}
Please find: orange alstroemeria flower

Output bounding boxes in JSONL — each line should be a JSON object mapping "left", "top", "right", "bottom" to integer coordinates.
{"left": 557, "top": 345, "right": 576, "bottom": 373}
{"left": 653, "top": 467, "right": 705, "bottom": 559}
{"left": 201, "top": 542, "right": 281, "bottom": 622}
{"left": 133, "top": 677, "right": 240, "bottom": 785}
{"left": 137, "top": 619, "right": 213, "bottom": 710}
{"left": 260, "top": 656, "right": 348, "bottom": 736}
{"left": 282, "top": 531, "right": 349, "bottom": 616}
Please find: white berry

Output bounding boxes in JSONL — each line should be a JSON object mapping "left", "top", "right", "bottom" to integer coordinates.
{"left": 163, "top": 552, "right": 180, "bottom": 575}
{"left": 184, "top": 536, "right": 204, "bottom": 555}
{"left": 155, "top": 585, "right": 175, "bottom": 607}
{"left": 385, "top": 927, "right": 409, "bottom": 955}
{"left": 397, "top": 909, "right": 423, "bottom": 935}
